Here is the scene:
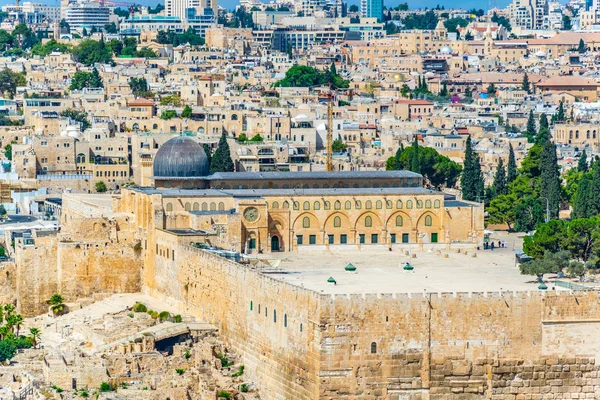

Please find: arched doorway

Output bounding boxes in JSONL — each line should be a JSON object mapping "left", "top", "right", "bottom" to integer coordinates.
{"left": 271, "top": 235, "right": 280, "bottom": 252}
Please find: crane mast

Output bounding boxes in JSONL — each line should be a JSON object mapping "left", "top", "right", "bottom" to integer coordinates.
{"left": 326, "top": 89, "right": 333, "bottom": 172}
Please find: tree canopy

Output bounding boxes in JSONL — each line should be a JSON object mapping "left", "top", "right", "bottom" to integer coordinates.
{"left": 69, "top": 68, "right": 103, "bottom": 91}
{"left": 273, "top": 65, "right": 349, "bottom": 88}
{"left": 386, "top": 142, "right": 462, "bottom": 189}
{"left": 210, "top": 134, "right": 235, "bottom": 173}
{"left": 72, "top": 39, "right": 113, "bottom": 66}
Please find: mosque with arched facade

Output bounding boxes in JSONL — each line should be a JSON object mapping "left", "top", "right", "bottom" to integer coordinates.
{"left": 116, "top": 136, "right": 484, "bottom": 255}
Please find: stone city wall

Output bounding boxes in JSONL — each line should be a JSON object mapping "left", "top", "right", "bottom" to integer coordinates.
{"left": 147, "top": 244, "right": 600, "bottom": 400}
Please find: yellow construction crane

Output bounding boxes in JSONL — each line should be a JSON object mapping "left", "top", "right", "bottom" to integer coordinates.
{"left": 326, "top": 86, "right": 334, "bottom": 172}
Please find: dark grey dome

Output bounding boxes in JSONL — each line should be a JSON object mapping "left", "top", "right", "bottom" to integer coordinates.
{"left": 153, "top": 136, "right": 209, "bottom": 178}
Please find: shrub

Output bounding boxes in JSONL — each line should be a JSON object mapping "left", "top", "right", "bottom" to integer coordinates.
{"left": 132, "top": 302, "right": 147, "bottom": 313}
{"left": 184, "top": 348, "right": 191, "bottom": 359}
{"left": 128, "top": 313, "right": 134, "bottom": 318}
{"left": 51, "top": 386, "right": 63, "bottom": 393}
{"left": 217, "top": 391, "right": 231, "bottom": 399}
{"left": 79, "top": 389, "right": 89, "bottom": 398}
{"left": 240, "top": 383, "right": 249, "bottom": 393}
{"left": 175, "top": 368, "right": 185, "bottom": 375}
{"left": 232, "top": 365, "right": 244, "bottom": 377}
{"left": 99, "top": 382, "right": 111, "bottom": 392}
{"left": 158, "top": 311, "right": 170, "bottom": 321}
{"left": 172, "top": 314, "right": 182, "bottom": 323}
{"left": 217, "top": 353, "right": 233, "bottom": 368}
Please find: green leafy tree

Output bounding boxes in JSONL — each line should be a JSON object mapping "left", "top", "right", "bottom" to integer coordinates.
{"left": 128, "top": 77, "right": 149, "bottom": 97}
{"left": 104, "top": 22, "right": 117, "bottom": 33}
{"left": 349, "top": 4, "right": 359, "bottom": 12}
{"left": 273, "top": 65, "right": 349, "bottom": 88}
{"left": 332, "top": 139, "right": 348, "bottom": 153}
{"left": 210, "top": 134, "right": 234, "bottom": 173}
{"left": 493, "top": 158, "right": 507, "bottom": 195}
{"left": 539, "top": 140, "right": 561, "bottom": 219}
{"left": 181, "top": 105, "right": 192, "bottom": 119}
{"left": 487, "top": 194, "right": 518, "bottom": 230}
{"left": 250, "top": 134, "right": 263, "bottom": 142}
{"left": 563, "top": 15, "right": 572, "bottom": 30}
{"left": 72, "top": 39, "right": 113, "bottom": 66}
{"left": 109, "top": 39, "right": 123, "bottom": 56}
{"left": 61, "top": 109, "right": 91, "bottom": 131}
{"left": 0, "top": 68, "right": 27, "bottom": 99}
{"left": 0, "top": 340, "right": 16, "bottom": 364}
{"left": 486, "top": 83, "right": 496, "bottom": 95}
{"left": 160, "top": 110, "right": 177, "bottom": 120}
{"left": 30, "top": 39, "right": 70, "bottom": 56}
{"left": 523, "top": 219, "right": 567, "bottom": 258}
{"left": 69, "top": 68, "right": 103, "bottom": 91}
{"left": 514, "top": 197, "right": 545, "bottom": 232}
{"left": 159, "top": 94, "right": 182, "bottom": 106}
{"left": 410, "top": 136, "right": 420, "bottom": 173}
{"left": 563, "top": 217, "right": 600, "bottom": 262}
{"left": 4, "top": 143, "right": 12, "bottom": 161}
{"left": 95, "top": 181, "right": 107, "bottom": 192}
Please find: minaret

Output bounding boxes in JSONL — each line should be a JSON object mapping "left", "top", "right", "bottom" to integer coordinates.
{"left": 53, "top": 18, "right": 60, "bottom": 40}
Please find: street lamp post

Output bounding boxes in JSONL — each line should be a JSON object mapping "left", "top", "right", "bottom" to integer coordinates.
{"left": 539, "top": 197, "right": 549, "bottom": 223}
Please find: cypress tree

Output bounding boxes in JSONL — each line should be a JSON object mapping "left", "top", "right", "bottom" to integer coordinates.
{"left": 522, "top": 72, "right": 530, "bottom": 93}
{"left": 578, "top": 149, "right": 588, "bottom": 172}
{"left": 573, "top": 173, "right": 592, "bottom": 219}
{"left": 539, "top": 140, "right": 561, "bottom": 219}
{"left": 589, "top": 163, "right": 600, "bottom": 216}
{"left": 410, "top": 136, "right": 420, "bottom": 173}
{"left": 556, "top": 101, "right": 565, "bottom": 121}
{"left": 539, "top": 113, "right": 548, "bottom": 130}
{"left": 525, "top": 110, "right": 536, "bottom": 142}
{"left": 210, "top": 133, "right": 234, "bottom": 173}
{"left": 461, "top": 136, "right": 483, "bottom": 201}
{"left": 394, "top": 143, "right": 404, "bottom": 170}
{"left": 493, "top": 158, "right": 507, "bottom": 195}
{"left": 203, "top": 143, "right": 212, "bottom": 166}
{"left": 507, "top": 144, "right": 517, "bottom": 184}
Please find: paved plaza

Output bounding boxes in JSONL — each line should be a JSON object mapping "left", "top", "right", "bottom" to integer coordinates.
{"left": 260, "top": 232, "right": 567, "bottom": 294}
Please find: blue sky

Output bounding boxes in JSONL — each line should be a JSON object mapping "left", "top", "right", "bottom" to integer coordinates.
{"left": 0, "top": 0, "right": 514, "bottom": 11}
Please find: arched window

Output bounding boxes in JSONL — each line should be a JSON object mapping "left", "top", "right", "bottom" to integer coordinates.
{"left": 425, "top": 200, "right": 432, "bottom": 208}
{"left": 376, "top": 200, "right": 382, "bottom": 209}
{"left": 434, "top": 199, "right": 441, "bottom": 208}
{"left": 284, "top": 314, "right": 287, "bottom": 327}
{"left": 303, "top": 201, "right": 310, "bottom": 210}
{"left": 184, "top": 202, "right": 191, "bottom": 211}
{"left": 272, "top": 201, "right": 279, "bottom": 209}
{"left": 231, "top": 114, "right": 238, "bottom": 120}
{"left": 293, "top": 201, "right": 299, "bottom": 210}
{"left": 193, "top": 202, "right": 199, "bottom": 211}
{"left": 283, "top": 201, "right": 290, "bottom": 209}
{"left": 153, "top": 123, "right": 158, "bottom": 130}
{"left": 334, "top": 216, "right": 341, "bottom": 227}
{"left": 334, "top": 200, "right": 341, "bottom": 210}
{"left": 355, "top": 200, "right": 362, "bottom": 209}
{"left": 345, "top": 200, "right": 351, "bottom": 210}
{"left": 365, "top": 216, "right": 372, "bottom": 227}
{"left": 303, "top": 217, "right": 310, "bottom": 228}
{"left": 218, "top": 202, "right": 225, "bottom": 210}
{"left": 396, "top": 215, "right": 403, "bottom": 226}
{"left": 371, "top": 342, "right": 377, "bottom": 354}
{"left": 313, "top": 201, "right": 320, "bottom": 210}
{"left": 76, "top": 153, "right": 86, "bottom": 163}
{"left": 324, "top": 201, "right": 331, "bottom": 210}
{"left": 210, "top": 202, "right": 216, "bottom": 211}
{"left": 166, "top": 203, "right": 173, "bottom": 212}
{"left": 366, "top": 200, "right": 372, "bottom": 209}
{"left": 406, "top": 200, "right": 413, "bottom": 209}
{"left": 425, "top": 215, "right": 432, "bottom": 226}
{"left": 417, "top": 200, "right": 423, "bottom": 209}
{"left": 396, "top": 200, "right": 403, "bottom": 209}
{"left": 386, "top": 200, "right": 392, "bottom": 209}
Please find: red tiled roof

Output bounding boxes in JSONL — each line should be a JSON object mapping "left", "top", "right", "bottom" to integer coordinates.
{"left": 128, "top": 98, "right": 154, "bottom": 106}
{"left": 394, "top": 99, "right": 433, "bottom": 105}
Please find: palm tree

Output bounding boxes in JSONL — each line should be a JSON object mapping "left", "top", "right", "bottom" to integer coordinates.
{"left": 12, "top": 315, "right": 23, "bottom": 336}
{"left": 48, "top": 294, "right": 65, "bottom": 316}
{"left": 3, "top": 304, "right": 15, "bottom": 318}
{"left": 0, "top": 325, "right": 9, "bottom": 341}
{"left": 29, "top": 328, "right": 40, "bottom": 348}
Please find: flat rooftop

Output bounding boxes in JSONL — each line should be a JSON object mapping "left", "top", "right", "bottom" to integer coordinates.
{"left": 259, "top": 233, "right": 564, "bottom": 294}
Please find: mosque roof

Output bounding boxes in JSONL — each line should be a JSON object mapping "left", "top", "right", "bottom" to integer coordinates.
{"left": 152, "top": 136, "right": 210, "bottom": 179}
